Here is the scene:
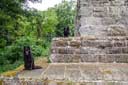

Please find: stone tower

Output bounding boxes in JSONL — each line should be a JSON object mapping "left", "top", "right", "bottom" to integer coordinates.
{"left": 75, "top": 0, "right": 128, "bottom": 37}
{"left": 48, "top": 1, "right": 128, "bottom": 82}
{"left": 51, "top": 0, "right": 128, "bottom": 63}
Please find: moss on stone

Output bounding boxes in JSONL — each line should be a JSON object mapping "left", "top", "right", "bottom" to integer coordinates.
{"left": 0, "top": 80, "right": 3, "bottom": 85}
{"left": 102, "top": 70, "right": 112, "bottom": 74}
{"left": 1, "top": 65, "right": 24, "bottom": 77}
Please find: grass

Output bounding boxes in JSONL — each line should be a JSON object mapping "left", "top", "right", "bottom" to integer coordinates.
{"left": 1, "top": 65, "right": 24, "bottom": 77}
{"left": 0, "top": 61, "right": 23, "bottom": 74}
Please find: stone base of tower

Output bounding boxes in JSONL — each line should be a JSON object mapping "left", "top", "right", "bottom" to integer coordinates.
{"left": 51, "top": 36, "right": 128, "bottom": 63}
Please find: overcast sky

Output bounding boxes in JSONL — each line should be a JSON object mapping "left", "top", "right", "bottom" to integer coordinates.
{"left": 27, "top": 0, "right": 76, "bottom": 11}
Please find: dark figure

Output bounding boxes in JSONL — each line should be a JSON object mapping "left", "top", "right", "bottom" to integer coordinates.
{"left": 23, "top": 46, "right": 35, "bottom": 70}
{"left": 64, "top": 26, "right": 70, "bottom": 37}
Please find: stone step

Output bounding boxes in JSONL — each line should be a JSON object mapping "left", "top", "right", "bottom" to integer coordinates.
{"left": 2, "top": 78, "right": 128, "bottom": 85}
{"left": 81, "top": 40, "right": 128, "bottom": 47}
{"left": 51, "top": 54, "right": 128, "bottom": 63}
{"left": 2, "top": 63, "right": 128, "bottom": 85}
{"left": 51, "top": 36, "right": 128, "bottom": 63}
{"left": 41, "top": 63, "right": 128, "bottom": 83}
{"left": 51, "top": 47, "right": 128, "bottom": 54}
{"left": 53, "top": 36, "right": 128, "bottom": 41}
{"left": 52, "top": 37, "right": 128, "bottom": 47}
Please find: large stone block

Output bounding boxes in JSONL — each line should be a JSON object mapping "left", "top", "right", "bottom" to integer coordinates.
{"left": 99, "top": 54, "right": 115, "bottom": 63}
{"left": 43, "top": 64, "right": 65, "bottom": 80}
{"left": 65, "top": 70, "right": 81, "bottom": 81}
{"left": 106, "top": 25, "right": 128, "bottom": 36}
{"left": 81, "top": 54, "right": 99, "bottom": 62}
{"left": 80, "top": 17, "right": 103, "bottom": 25}
{"left": 118, "top": 17, "right": 128, "bottom": 25}
{"left": 93, "top": 6, "right": 108, "bottom": 17}
{"left": 79, "top": 25, "right": 107, "bottom": 36}
{"left": 109, "top": 0, "right": 126, "bottom": 6}
{"left": 51, "top": 47, "right": 81, "bottom": 54}
{"left": 102, "top": 17, "right": 116, "bottom": 25}
{"left": 107, "top": 47, "right": 121, "bottom": 54}
{"left": 80, "top": 0, "right": 110, "bottom": 6}
{"left": 120, "top": 6, "right": 128, "bottom": 16}
{"left": 112, "top": 41, "right": 127, "bottom": 47}
{"left": 108, "top": 6, "right": 121, "bottom": 17}
{"left": 81, "top": 40, "right": 110, "bottom": 47}
{"left": 115, "top": 54, "right": 128, "bottom": 63}
{"left": 70, "top": 40, "right": 81, "bottom": 48}
{"left": 50, "top": 54, "right": 64, "bottom": 62}
{"left": 79, "top": 7, "right": 93, "bottom": 17}
{"left": 63, "top": 54, "right": 74, "bottom": 63}
{"left": 80, "top": 47, "right": 106, "bottom": 54}
{"left": 52, "top": 40, "right": 68, "bottom": 47}
{"left": 122, "top": 47, "right": 128, "bottom": 53}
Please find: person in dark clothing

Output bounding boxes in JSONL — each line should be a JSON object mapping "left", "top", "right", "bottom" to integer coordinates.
{"left": 64, "top": 26, "right": 70, "bottom": 37}
{"left": 23, "top": 46, "right": 35, "bottom": 70}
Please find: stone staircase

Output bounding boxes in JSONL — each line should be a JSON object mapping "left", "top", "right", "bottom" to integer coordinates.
{"left": 51, "top": 36, "right": 128, "bottom": 63}
{"left": 38, "top": 36, "right": 128, "bottom": 84}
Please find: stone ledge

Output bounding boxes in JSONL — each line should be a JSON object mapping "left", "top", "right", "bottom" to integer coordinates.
{"left": 51, "top": 54, "right": 128, "bottom": 63}
{"left": 52, "top": 36, "right": 128, "bottom": 41}
{"left": 51, "top": 47, "right": 128, "bottom": 54}
{"left": 51, "top": 36, "right": 128, "bottom": 63}
{"left": 41, "top": 63, "right": 128, "bottom": 82}
{"left": 2, "top": 63, "right": 128, "bottom": 85}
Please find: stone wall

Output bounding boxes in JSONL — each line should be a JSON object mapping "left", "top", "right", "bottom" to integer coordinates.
{"left": 50, "top": 36, "right": 128, "bottom": 63}
{"left": 50, "top": 0, "right": 128, "bottom": 63}
{"left": 75, "top": 0, "right": 128, "bottom": 36}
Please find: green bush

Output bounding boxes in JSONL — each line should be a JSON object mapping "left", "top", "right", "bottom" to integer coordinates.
{"left": 0, "top": 50, "right": 6, "bottom": 65}
{"left": 0, "top": 36, "right": 50, "bottom": 65}
{"left": 0, "top": 39, "right": 7, "bottom": 48}
{"left": 0, "top": 36, "right": 51, "bottom": 73}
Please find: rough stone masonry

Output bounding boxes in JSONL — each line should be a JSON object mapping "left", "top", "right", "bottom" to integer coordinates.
{"left": 75, "top": 0, "right": 128, "bottom": 37}
{"left": 51, "top": 0, "right": 128, "bottom": 63}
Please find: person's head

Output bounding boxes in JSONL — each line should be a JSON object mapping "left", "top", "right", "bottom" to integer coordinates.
{"left": 64, "top": 26, "right": 69, "bottom": 31}
{"left": 24, "top": 46, "right": 30, "bottom": 51}
{"left": 66, "top": 26, "right": 69, "bottom": 30}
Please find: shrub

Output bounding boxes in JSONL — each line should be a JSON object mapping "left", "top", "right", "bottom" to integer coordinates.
{"left": 0, "top": 36, "right": 51, "bottom": 73}
{"left": 0, "top": 36, "right": 50, "bottom": 65}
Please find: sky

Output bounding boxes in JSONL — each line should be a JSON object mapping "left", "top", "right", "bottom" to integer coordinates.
{"left": 27, "top": 0, "right": 75, "bottom": 11}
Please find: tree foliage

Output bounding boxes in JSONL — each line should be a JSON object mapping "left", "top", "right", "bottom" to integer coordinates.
{"left": 0, "top": 0, "right": 76, "bottom": 73}
{"left": 55, "top": 0, "right": 76, "bottom": 37}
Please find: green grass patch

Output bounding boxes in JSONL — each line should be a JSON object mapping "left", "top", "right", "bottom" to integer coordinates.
{"left": 0, "top": 60, "right": 23, "bottom": 74}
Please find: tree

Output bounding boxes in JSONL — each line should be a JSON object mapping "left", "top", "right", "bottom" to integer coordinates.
{"left": 0, "top": 0, "right": 76, "bottom": 73}
{"left": 42, "top": 9, "right": 58, "bottom": 39}
{"left": 0, "top": 0, "right": 25, "bottom": 46}
{"left": 55, "top": 0, "right": 76, "bottom": 37}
